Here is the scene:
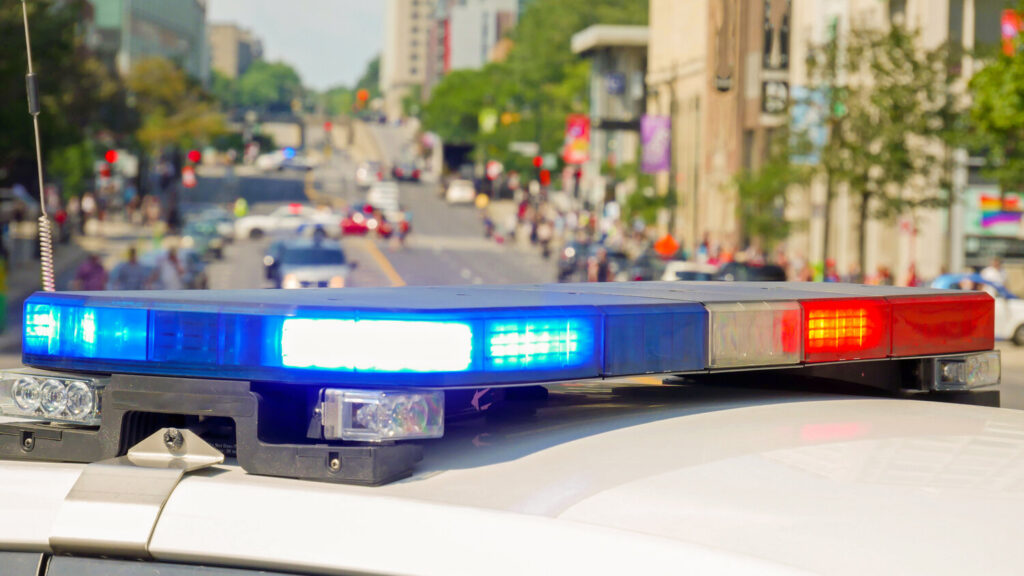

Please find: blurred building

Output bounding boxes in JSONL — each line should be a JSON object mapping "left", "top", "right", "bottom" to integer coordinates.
{"left": 208, "top": 23, "right": 263, "bottom": 79}
{"left": 382, "top": 0, "right": 437, "bottom": 119}
{"left": 90, "top": 0, "right": 210, "bottom": 84}
{"left": 422, "top": 0, "right": 520, "bottom": 100}
{"left": 647, "top": 0, "right": 1005, "bottom": 282}
{"left": 571, "top": 25, "right": 649, "bottom": 210}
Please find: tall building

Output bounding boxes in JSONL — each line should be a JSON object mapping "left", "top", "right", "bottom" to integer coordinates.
{"left": 382, "top": 0, "right": 437, "bottom": 119}
{"left": 209, "top": 23, "right": 263, "bottom": 79}
{"left": 423, "top": 0, "right": 520, "bottom": 100}
{"left": 448, "top": 0, "right": 519, "bottom": 71}
{"left": 91, "top": 0, "right": 210, "bottom": 84}
{"left": 647, "top": 0, "right": 1004, "bottom": 281}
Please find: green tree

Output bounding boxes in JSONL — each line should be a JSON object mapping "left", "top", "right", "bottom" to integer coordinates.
{"left": 734, "top": 129, "right": 812, "bottom": 251}
{"left": 355, "top": 55, "right": 381, "bottom": 99}
{"left": 236, "top": 61, "right": 303, "bottom": 112}
{"left": 0, "top": 0, "right": 114, "bottom": 171}
{"left": 815, "top": 22, "right": 960, "bottom": 273}
{"left": 127, "top": 58, "right": 226, "bottom": 152}
{"left": 422, "top": 0, "right": 643, "bottom": 167}
{"left": 210, "top": 70, "right": 239, "bottom": 110}
{"left": 969, "top": 17, "right": 1024, "bottom": 198}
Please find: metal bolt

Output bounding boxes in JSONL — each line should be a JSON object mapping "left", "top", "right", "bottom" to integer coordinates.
{"left": 163, "top": 428, "right": 184, "bottom": 451}
{"left": 21, "top": 436, "right": 34, "bottom": 451}
{"left": 328, "top": 457, "right": 341, "bottom": 472}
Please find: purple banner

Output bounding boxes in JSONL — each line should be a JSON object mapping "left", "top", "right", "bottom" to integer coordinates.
{"left": 641, "top": 115, "right": 671, "bottom": 174}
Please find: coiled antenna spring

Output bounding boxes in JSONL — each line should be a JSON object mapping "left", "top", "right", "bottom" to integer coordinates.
{"left": 21, "top": 0, "right": 56, "bottom": 292}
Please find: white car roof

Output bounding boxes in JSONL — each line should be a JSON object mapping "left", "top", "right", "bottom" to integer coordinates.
{"left": 2, "top": 384, "right": 1024, "bottom": 574}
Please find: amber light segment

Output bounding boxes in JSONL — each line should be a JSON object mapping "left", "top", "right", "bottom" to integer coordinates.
{"left": 801, "top": 299, "right": 892, "bottom": 363}
{"left": 807, "top": 308, "right": 870, "bottom": 349}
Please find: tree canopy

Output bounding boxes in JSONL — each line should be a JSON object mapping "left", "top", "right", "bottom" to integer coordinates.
{"left": 127, "top": 57, "right": 225, "bottom": 152}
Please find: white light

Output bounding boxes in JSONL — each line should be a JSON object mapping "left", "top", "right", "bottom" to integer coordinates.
{"left": 12, "top": 378, "right": 41, "bottom": 411}
{"left": 321, "top": 388, "right": 444, "bottom": 441}
{"left": 0, "top": 372, "right": 104, "bottom": 425}
{"left": 40, "top": 379, "right": 67, "bottom": 415}
{"left": 707, "top": 301, "right": 802, "bottom": 368}
{"left": 282, "top": 274, "right": 301, "bottom": 289}
{"left": 328, "top": 276, "right": 346, "bottom": 288}
{"left": 281, "top": 319, "right": 473, "bottom": 372}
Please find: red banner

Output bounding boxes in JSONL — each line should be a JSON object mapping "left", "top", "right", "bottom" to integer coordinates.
{"left": 563, "top": 115, "right": 590, "bottom": 165}
{"left": 1003, "top": 10, "right": 1022, "bottom": 56}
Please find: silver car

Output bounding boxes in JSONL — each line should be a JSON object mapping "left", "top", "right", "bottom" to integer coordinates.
{"left": 273, "top": 238, "right": 355, "bottom": 289}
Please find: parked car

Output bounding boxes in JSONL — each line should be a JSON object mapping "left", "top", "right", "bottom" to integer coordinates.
{"left": 661, "top": 261, "right": 719, "bottom": 281}
{"left": 715, "top": 262, "right": 787, "bottom": 282}
{"left": 272, "top": 239, "right": 356, "bottom": 289}
{"left": 932, "top": 273, "right": 1023, "bottom": 344}
{"left": 445, "top": 179, "right": 476, "bottom": 205}
{"left": 234, "top": 204, "right": 343, "bottom": 239}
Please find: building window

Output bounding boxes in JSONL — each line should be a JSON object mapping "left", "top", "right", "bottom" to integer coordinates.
{"left": 411, "top": 67, "right": 419, "bottom": 75}
{"left": 888, "top": 0, "right": 907, "bottom": 23}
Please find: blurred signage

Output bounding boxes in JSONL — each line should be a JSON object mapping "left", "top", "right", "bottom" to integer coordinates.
{"left": 790, "top": 86, "right": 827, "bottom": 165}
{"left": 762, "top": 81, "right": 789, "bottom": 114}
{"left": 509, "top": 141, "right": 540, "bottom": 157}
{"left": 964, "top": 186, "right": 1024, "bottom": 237}
{"left": 640, "top": 115, "right": 671, "bottom": 174}
{"left": 1003, "top": 10, "right": 1023, "bottom": 56}
{"left": 182, "top": 166, "right": 197, "bottom": 189}
{"left": 606, "top": 73, "right": 626, "bottom": 95}
{"left": 478, "top": 108, "right": 499, "bottom": 134}
{"left": 486, "top": 160, "right": 504, "bottom": 180}
{"left": 563, "top": 115, "right": 591, "bottom": 165}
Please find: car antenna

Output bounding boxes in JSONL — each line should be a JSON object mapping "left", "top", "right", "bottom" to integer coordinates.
{"left": 21, "top": 0, "right": 55, "bottom": 292}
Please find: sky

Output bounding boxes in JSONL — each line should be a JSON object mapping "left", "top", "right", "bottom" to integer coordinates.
{"left": 208, "top": 0, "right": 385, "bottom": 91}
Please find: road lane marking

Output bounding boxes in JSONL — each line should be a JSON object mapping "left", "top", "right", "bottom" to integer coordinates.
{"left": 357, "top": 238, "right": 406, "bottom": 287}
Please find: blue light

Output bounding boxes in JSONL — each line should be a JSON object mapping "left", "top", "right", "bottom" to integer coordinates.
{"left": 485, "top": 318, "right": 594, "bottom": 371}
{"left": 283, "top": 147, "right": 296, "bottom": 159}
{"left": 281, "top": 319, "right": 473, "bottom": 372}
{"left": 22, "top": 288, "right": 710, "bottom": 388}
{"left": 24, "top": 303, "right": 148, "bottom": 361}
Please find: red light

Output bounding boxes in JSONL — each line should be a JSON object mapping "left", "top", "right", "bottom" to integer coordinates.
{"left": 802, "top": 298, "right": 891, "bottom": 363}
{"left": 889, "top": 293, "right": 994, "bottom": 357}
{"left": 104, "top": 150, "right": 118, "bottom": 164}
{"left": 99, "top": 164, "right": 111, "bottom": 178}
{"left": 532, "top": 156, "right": 543, "bottom": 169}
{"left": 288, "top": 203, "right": 302, "bottom": 215}
{"left": 324, "top": 121, "right": 333, "bottom": 131}
{"left": 539, "top": 169, "right": 551, "bottom": 186}
{"left": 188, "top": 149, "right": 201, "bottom": 164}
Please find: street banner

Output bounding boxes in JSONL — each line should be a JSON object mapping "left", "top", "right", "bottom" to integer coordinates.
{"left": 640, "top": 115, "right": 671, "bottom": 174}
{"left": 563, "top": 114, "right": 590, "bottom": 165}
{"left": 478, "top": 108, "right": 499, "bottom": 134}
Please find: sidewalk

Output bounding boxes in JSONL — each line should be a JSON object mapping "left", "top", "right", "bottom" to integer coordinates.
{"left": 0, "top": 218, "right": 156, "bottom": 353}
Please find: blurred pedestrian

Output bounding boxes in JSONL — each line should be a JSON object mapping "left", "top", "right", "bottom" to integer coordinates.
{"left": 234, "top": 197, "right": 249, "bottom": 219}
{"left": 981, "top": 257, "right": 1007, "bottom": 286}
{"left": 537, "top": 218, "right": 553, "bottom": 259}
{"left": 824, "top": 259, "right": 840, "bottom": 282}
{"left": 148, "top": 248, "right": 185, "bottom": 290}
{"left": 110, "top": 247, "right": 148, "bottom": 290}
{"left": 589, "top": 248, "right": 612, "bottom": 283}
{"left": 71, "top": 254, "right": 107, "bottom": 291}
{"left": 81, "top": 192, "right": 97, "bottom": 235}
{"left": 904, "top": 263, "right": 920, "bottom": 287}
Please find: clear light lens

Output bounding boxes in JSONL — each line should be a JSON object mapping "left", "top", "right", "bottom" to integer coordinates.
{"left": 12, "top": 378, "right": 41, "bottom": 411}
{"left": 933, "top": 351, "right": 1001, "bottom": 391}
{"left": 321, "top": 388, "right": 444, "bottom": 442}
{"left": 40, "top": 379, "right": 67, "bottom": 415}
{"left": 65, "top": 381, "right": 95, "bottom": 418}
{"left": 281, "top": 319, "right": 473, "bottom": 372}
{"left": 282, "top": 274, "right": 301, "bottom": 289}
{"left": 0, "top": 372, "right": 103, "bottom": 425}
{"left": 707, "top": 301, "right": 802, "bottom": 368}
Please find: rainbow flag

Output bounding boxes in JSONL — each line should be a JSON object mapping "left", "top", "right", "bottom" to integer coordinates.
{"left": 980, "top": 194, "right": 1023, "bottom": 227}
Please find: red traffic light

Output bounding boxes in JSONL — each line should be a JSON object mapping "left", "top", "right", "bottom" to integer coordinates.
{"left": 539, "top": 169, "right": 551, "bottom": 186}
{"left": 104, "top": 150, "right": 118, "bottom": 164}
{"left": 532, "top": 156, "right": 543, "bottom": 169}
{"left": 187, "top": 149, "right": 202, "bottom": 164}
{"left": 324, "top": 121, "right": 333, "bottom": 131}
{"left": 357, "top": 89, "right": 370, "bottom": 103}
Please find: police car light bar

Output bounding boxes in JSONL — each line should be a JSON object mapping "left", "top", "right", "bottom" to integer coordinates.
{"left": 2, "top": 283, "right": 1000, "bottom": 486}
{"left": 20, "top": 283, "right": 994, "bottom": 387}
